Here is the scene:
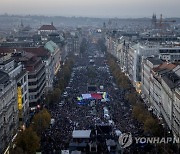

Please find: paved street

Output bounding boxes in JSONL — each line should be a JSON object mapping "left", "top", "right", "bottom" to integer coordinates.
{"left": 41, "top": 43, "right": 144, "bottom": 154}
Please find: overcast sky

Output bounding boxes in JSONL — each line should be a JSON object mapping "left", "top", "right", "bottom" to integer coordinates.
{"left": 1, "top": 0, "right": 180, "bottom": 18}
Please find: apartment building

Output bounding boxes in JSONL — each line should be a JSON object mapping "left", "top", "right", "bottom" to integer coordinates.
{"left": 0, "top": 53, "right": 29, "bottom": 125}
{"left": 159, "top": 47, "right": 180, "bottom": 62}
{"left": 117, "top": 41, "right": 130, "bottom": 74}
{"left": 0, "top": 71, "right": 18, "bottom": 154}
{"left": 141, "top": 57, "right": 163, "bottom": 106}
{"left": 141, "top": 57, "right": 180, "bottom": 137}
{"left": 22, "top": 47, "right": 54, "bottom": 92}
{"left": 127, "top": 43, "right": 159, "bottom": 92}
{"left": 66, "top": 34, "right": 81, "bottom": 56}
{"left": 161, "top": 66, "right": 180, "bottom": 136}
{"left": 173, "top": 86, "right": 180, "bottom": 138}
{"left": 45, "top": 41, "right": 61, "bottom": 75}
{"left": 105, "top": 30, "right": 180, "bottom": 138}
{"left": 12, "top": 51, "right": 46, "bottom": 110}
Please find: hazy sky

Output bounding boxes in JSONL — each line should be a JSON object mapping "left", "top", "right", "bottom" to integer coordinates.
{"left": 1, "top": 0, "right": 180, "bottom": 18}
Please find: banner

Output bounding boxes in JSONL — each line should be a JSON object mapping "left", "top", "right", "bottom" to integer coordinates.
{"left": 17, "top": 86, "right": 23, "bottom": 110}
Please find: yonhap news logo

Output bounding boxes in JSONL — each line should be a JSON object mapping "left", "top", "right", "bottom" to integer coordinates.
{"left": 118, "top": 133, "right": 133, "bottom": 148}
{"left": 119, "top": 132, "right": 180, "bottom": 148}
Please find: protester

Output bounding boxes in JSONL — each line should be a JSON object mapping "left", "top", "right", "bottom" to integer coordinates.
{"left": 41, "top": 51, "right": 143, "bottom": 153}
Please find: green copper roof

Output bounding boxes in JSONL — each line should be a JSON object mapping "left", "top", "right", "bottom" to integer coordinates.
{"left": 44, "top": 41, "right": 58, "bottom": 53}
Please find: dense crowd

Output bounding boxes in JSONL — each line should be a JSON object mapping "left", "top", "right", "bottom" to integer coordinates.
{"left": 41, "top": 50, "right": 143, "bottom": 153}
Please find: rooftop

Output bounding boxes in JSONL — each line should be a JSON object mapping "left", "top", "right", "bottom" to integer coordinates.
{"left": 0, "top": 70, "right": 9, "bottom": 84}
{"left": 0, "top": 47, "right": 50, "bottom": 59}
{"left": 153, "top": 62, "right": 177, "bottom": 73}
{"left": 44, "top": 41, "right": 58, "bottom": 53}
{"left": 38, "top": 24, "right": 57, "bottom": 31}
{"left": 72, "top": 130, "right": 91, "bottom": 139}
{"left": 21, "top": 47, "right": 50, "bottom": 59}
{"left": 147, "top": 57, "right": 163, "bottom": 65}
{"left": 162, "top": 71, "right": 180, "bottom": 89}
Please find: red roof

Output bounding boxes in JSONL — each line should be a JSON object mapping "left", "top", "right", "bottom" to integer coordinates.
{"left": 0, "top": 47, "right": 44, "bottom": 72}
{"left": 22, "top": 47, "right": 50, "bottom": 57}
{"left": 153, "top": 62, "right": 177, "bottom": 72}
{"left": 38, "top": 25, "right": 57, "bottom": 31}
{"left": 0, "top": 47, "right": 50, "bottom": 58}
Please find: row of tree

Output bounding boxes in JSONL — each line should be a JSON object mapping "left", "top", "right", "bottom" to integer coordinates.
{"left": 12, "top": 109, "right": 51, "bottom": 154}
{"left": 106, "top": 53, "right": 177, "bottom": 153}
{"left": 97, "top": 38, "right": 107, "bottom": 53}
{"left": 80, "top": 38, "right": 88, "bottom": 54}
{"left": 106, "top": 54, "right": 132, "bottom": 90}
{"left": 106, "top": 53, "right": 163, "bottom": 136}
{"left": 11, "top": 54, "right": 75, "bottom": 153}
{"left": 46, "top": 54, "right": 75, "bottom": 107}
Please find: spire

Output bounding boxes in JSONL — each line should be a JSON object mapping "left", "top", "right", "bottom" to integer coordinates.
{"left": 20, "top": 19, "right": 24, "bottom": 28}
{"left": 103, "top": 22, "right": 106, "bottom": 28}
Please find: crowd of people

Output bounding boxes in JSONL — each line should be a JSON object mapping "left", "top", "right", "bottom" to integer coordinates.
{"left": 41, "top": 48, "right": 144, "bottom": 153}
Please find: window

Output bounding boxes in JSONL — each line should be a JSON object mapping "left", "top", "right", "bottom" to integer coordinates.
{"left": 24, "top": 76, "right": 26, "bottom": 82}
{"left": 29, "top": 95, "right": 35, "bottom": 100}
{"left": 24, "top": 85, "right": 27, "bottom": 91}
{"left": 25, "top": 93, "right": 27, "bottom": 101}
{"left": 22, "top": 97, "right": 24, "bottom": 104}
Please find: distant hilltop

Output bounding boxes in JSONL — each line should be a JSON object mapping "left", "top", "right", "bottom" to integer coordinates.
{"left": 0, "top": 14, "right": 179, "bottom": 30}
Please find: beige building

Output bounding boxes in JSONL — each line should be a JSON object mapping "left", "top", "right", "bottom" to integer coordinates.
{"left": 141, "top": 58, "right": 180, "bottom": 137}
{"left": 141, "top": 57, "right": 163, "bottom": 107}
{"left": 173, "top": 87, "right": 180, "bottom": 138}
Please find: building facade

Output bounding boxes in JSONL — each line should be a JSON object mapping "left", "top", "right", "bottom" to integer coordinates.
{"left": 0, "top": 71, "right": 18, "bottom": 153}
{"left": 12, "top": 51, "right": 46, "bottom": 110}
{"left": 0, "top": 53, "right": 29, "bottom": 125}
{"left": 141, "top": 58, "right": 180, "bottom": 138}
{"left": 45, "top": 41, "right": 61, "bottom": 75}
{"left": 159, "top": 47, "right": 180, "bottom": 62}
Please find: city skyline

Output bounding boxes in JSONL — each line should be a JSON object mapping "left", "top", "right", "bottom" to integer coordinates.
{"left": 1, "top": 0, "right": 180, "bottom": 18}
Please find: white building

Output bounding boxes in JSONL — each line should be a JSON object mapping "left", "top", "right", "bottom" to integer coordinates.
{"left": 161, "top": 65, "right": 180, "bottom": 136}
{"left": 128, "top": 43, "right": 159, "bottom": 92}
{"left": 141, "top": 57, "right": 163, "bottom": 106}
{"left": 159, "top": 47, "right": 180, "bottom": 62}
{"left": 141, "top": 58, "right": 180, "bottom": 138}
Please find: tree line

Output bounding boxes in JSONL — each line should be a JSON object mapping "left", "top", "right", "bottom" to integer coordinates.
{"left": 11, "top": 108, "right": 51, "bottom": 154}
{"left": 45, "top": 54, "right": 75, "bottom": 108}
{"left": 106, "top": 53, "right": 164, "bottom": 136}
{"left": 11, "top": 54, "right": 75, "bottom": 154}
{"left": 106, "top": 53, "right": 177, "bottom": 153}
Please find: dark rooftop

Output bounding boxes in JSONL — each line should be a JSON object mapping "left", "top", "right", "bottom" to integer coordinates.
{"left": 147, "top": 57, "right": 163, "bottom": 65}
{"left": 39, "top": 25, "right": 57, "bottom": 31}
{"left": 0, "top": 46, "right": 50, "bottom": 59}
{"left": 162, "top": 71, "right": 180, "bottom": 89}
{"left": 0, "top": 70, "right": 9, "bottom": 84}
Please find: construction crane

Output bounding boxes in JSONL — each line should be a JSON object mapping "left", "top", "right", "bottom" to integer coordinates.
{"left": 159, "top": 14, "right": 176, "bottom": 28}
{"left": 152, "top": 14, "right": 176, "bottom": 29}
